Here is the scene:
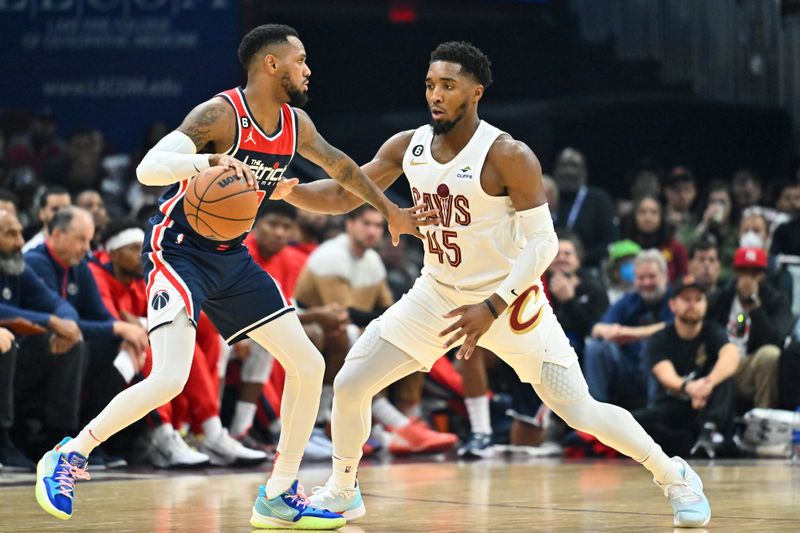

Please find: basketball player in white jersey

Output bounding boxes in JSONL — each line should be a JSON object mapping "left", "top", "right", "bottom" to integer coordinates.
{"left": 277, "top": 42, "right": 711, "bottom": 528}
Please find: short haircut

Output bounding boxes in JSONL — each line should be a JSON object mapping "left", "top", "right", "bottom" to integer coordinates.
{"left": 0, "top": 188, "right": 18, "bottom": 207}
{"left": 555, "top": 228, "right": 585, "bottom": 263}
{"left": 634, "top": 248, "right": 667, "bottom": 274}
{"left": 101, "top": 218, "right": 143, "bottom": 246}
{"left": 346, "top": 204, "right": 380, "bottom": 221}
{"left": 688, "top": 235, "right": 719, "bottom": 260}
{"left": 49, "top": 206, "right": 82, "bottom": 234}
{"left": 39, "top": 185, "right": 70, "bottom": 209}
{"left": 258, "top": 200, "right": 297, "bottom": 221}
{"left": 238, "top": 24, "right": 299, "bottom": 69}
{"left": 430, "top": 41, "right": 493, "bottom": 87}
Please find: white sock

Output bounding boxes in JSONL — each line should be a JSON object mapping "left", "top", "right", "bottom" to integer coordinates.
{"left": 231, "top": 401, "right": 257, "bottom": 437}
{"left": 332, "top": 454, "right": 358, "bottom": 491}
{"left": 641, "top": 442, "right": 682, "bottom": 484}
{"left": 266, "top": 451, "right": 302, "bottom": 498}
{"left": 202, "top": 416, "right": 224, "bottom": 442}
{"left": 465, "top": 395, "right": 492, "bottom": 435}
{"left": 59, "top": 427, "right": 103, "bottom": 458}
{"left": 372, "top": 396, "right": 409, "bottom": 429}
{"left": 407, "top": 403, "right": 422, "bottom": 419}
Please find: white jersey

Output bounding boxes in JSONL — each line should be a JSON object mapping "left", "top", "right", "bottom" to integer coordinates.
{"left": 402, "top": 120, "right": 529, "bottom": 290}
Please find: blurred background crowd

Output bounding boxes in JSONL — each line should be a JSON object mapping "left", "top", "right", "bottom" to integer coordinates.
{"left": 2, "top": 0, "right": 800, "bottom": 472}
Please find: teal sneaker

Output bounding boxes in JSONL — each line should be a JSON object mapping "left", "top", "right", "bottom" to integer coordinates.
{"left": 309, "top": 478, "right": 366, "bottom": 522}
{"left": 250, "top": 480, "right": 346, "bottom": 530}
{"left": 655, "top": 457, "right": 711, "bottom": 527}
{"left": 35, "top": 437, "right": 91, "bottom": 520}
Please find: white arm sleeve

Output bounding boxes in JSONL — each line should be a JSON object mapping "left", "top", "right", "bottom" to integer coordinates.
{"left": 495, "top": 203, "right": 558, "bottom": 306}
{"left": 135, "top": 131, "right": 211, "bottom": 186}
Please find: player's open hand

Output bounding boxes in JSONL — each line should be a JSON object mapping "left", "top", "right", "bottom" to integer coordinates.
{"left": 439, "top": 302, "right": 496, "bottom": 360}
{"left": 387, "top": 203, "right": 440, "bottom": 246}
{"left": 208, "top": 153, "right": 258, "bottom": 190}
{"left": 270, "top": 177, "right": 300, "bottom": 200}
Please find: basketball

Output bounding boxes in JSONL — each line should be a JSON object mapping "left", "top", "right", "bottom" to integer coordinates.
{"left": 183, "top": 166, "right": 259, "bottom": 241}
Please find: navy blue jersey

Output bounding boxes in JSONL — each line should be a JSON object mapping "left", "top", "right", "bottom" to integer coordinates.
{"left": 155, "top": 86, "right": 298, "bottom": 252}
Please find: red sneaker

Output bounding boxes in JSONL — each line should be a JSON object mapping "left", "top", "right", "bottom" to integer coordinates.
{"left": 388, "top": 417, "right": 458, "bottom": 455}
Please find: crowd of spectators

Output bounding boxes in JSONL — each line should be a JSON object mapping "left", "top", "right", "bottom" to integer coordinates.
{"left": 1, "top": 109, "right": 799, "bottom": 471}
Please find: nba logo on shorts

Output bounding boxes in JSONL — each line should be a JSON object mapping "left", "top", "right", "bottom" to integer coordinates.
{"left": 151, "top": 290, "right": 171, "bottom": 310}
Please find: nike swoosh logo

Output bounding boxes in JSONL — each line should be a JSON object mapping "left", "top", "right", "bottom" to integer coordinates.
{"left": 511, "top": 289, "right": 519, "bottom": 296}
{"left": 409, "top": 159, "right": 427, "bottom": 166}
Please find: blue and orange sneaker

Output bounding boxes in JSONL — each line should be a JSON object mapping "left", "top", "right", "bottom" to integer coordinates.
{"left": 655, "top": 457, "right": 711, "bottom": 527}
{"left": 35, "top": 437, "right": 91, "bottom": 520}
{"left": 250, "top": 480, "right": 346, "bottom": 530}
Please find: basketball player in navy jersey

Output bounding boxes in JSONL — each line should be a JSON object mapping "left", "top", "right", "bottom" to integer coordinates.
{"left": 34, "top": 24, "right": 436, "bottom": 530}
{"left": 277, "top": 42, "right": 712, "bottom": 528}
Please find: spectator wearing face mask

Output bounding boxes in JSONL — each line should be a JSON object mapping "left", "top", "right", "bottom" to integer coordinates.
{"left": 604, "top": 240, "right": 642, "bottom": 305}
{"left": 738, "top": 208, "right": 792, "bottom": 293}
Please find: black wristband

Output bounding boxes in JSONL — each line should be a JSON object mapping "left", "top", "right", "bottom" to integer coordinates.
{"left": 483, "top": 298, "right": 499, "bottom": 319}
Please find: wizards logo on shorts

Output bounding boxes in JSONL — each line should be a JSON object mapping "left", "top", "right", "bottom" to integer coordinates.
{"left": 151, "top": 290, "right": 171, "bottom": 310}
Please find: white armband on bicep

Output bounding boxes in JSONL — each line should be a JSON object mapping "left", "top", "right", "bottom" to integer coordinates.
{"left": 495, "top": 203, "right": 557, "bottom": 306}
{"left": 135, "top": 131, "right": 211, "bottom": 186}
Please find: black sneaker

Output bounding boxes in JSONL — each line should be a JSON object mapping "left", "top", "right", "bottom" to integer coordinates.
{"left": 0, "top": 441, "right": 35, "bottom": 471}
{"left": 690, "top": 422, "right": 723, "bottom": 459}
{"left": 457, "top": 432, "right": 493, "bottom": 460}
{"left": 92, "top": 447, "right": 128, "bottom": 469}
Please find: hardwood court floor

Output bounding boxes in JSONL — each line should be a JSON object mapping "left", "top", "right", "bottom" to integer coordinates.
{"left": 1, "top": 457, "right": 798, "bottom": 532}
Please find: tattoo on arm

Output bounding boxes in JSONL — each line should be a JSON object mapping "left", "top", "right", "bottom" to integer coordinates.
{"left": 303, "top": 136, "right": 390, "bottom": 216}
{"left": 178, "top": 102, "right": 227, "bottom": 152}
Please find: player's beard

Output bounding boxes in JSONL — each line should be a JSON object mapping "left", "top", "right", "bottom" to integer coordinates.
{"left": 0, "top": 250, "right": 25, "bottom": 276}
{"left": 283, "top": 74, "right": 309, "bottom": 108}
{"left": 430, "top": 101, "right": 467, "bottom": 135}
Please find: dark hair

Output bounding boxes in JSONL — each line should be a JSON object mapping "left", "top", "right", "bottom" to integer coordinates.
{"left": 623, "top": 194, "right": 671, "bottom": 247}
{"left": 688, "top": 235, "right": 718, "bottom": 260}
{"left": 49, "top": 206, "right": 81, "bottom": 233}
{"left": 101, "top": 218, "right": 142, "bottom": 247}
{"left": 555, "top": 228, "right": 585, "bottom": 263}
{"left": 430, "top": 41, "right": 492, "bottom": 87}
{"left": 39, "top": 186, "right": 70, "bottom": 209}
{"left": 346, "top": 204, "right": 380, "bottom": 221}
{"left": 0, "top": 188, "right": 18, "bottom": 207}
{"left": 238, "top": 24, "right": 299, "bottom": 69}
{"left": 258, "top": 200, "right": 297, "bottom": 221}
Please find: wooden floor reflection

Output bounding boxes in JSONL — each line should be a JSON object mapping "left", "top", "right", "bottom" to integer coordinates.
{"left": 1, "top": 457, "right": 798, "bottom": 532}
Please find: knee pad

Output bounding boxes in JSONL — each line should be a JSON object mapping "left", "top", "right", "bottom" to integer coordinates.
{"left": 540, "top": 362, "right": 590, "bottom": 405}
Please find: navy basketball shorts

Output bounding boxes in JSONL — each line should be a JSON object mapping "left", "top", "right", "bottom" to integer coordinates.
{"left": 142, "top": 217, "right": 293, "bottom": 344}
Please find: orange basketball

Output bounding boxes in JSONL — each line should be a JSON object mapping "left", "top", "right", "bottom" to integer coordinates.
{"left": 183, "top": 166, "right": 259, "bottom": 241}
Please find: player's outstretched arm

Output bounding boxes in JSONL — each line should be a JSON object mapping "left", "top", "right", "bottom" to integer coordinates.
{"left": 136, "top": 99, "right": 256, "bottom": 188}
{"left": 294, "top": 110, "right": 437, "bottom": 244}
{"left": 439, "top": 139, "right": 556, "bottom": 361}
{"left": 280, "top": 130, "right": 412, "bottom": 214}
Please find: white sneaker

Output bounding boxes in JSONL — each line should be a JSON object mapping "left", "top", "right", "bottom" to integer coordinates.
{"left": 304, "top": 428, "right": 333, "bottom": 461}
{"left": 150, "top": 427, "right": 210, "bottom": 469}
{"left": 309, "top": 478, "right": 366, "bottom": 522}
{"left": 655, "top": 457, "right": 711, "bottom": 527}
{"left": 202, "top": 428, "right": 268, "bottom": 466}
